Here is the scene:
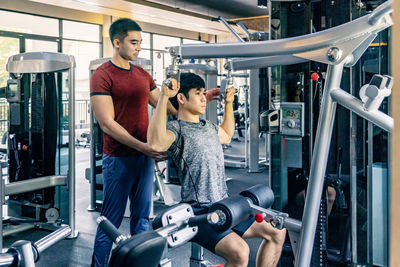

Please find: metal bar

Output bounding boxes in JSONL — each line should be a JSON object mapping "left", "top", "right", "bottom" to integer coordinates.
{"left": 68, "top": 66, "right": 78, "bottom": 238}
{"left": 249, "top": 69, "right": 259, "bottom": 172}
{"left": 155, "top": 224, "right": 180, "bottom": 238}
{"left": 249, "top": 204, "right": 302, "bottom": 232}
{"left": 387, "top": 26, "right": 392, "bottom": 267}
{"left": 351, "top": 164, "right": 358, "bottom": 263}
{"left": 350, "top": 68, "right": 358, "bottom": 263}
{"left": 205, "top": 73, "right": 218, "bottom": 125}
{"left": 171, "top": 6, "right": 392, "bottom": 61}
{"left": 236, "top": 22, "right": 251, "bottom": 38}
{"left": 330, "top": 89, "right": 393, "bottom": 133}
{"left": 33, "top": 225, "right": 71, "bottom": 257}
{"left": 88, "top": 108, "right": 96, "bottom": 211}
{"left": 367, "top": 122, "right": 373, "bottom": 265}
{"left": 3, "top": 224, "right": 36, "bottom": 237}
{"left": 309, "top": 77, "right": 313, "bottom": 176}
{"left": 244, "top": 85, "right": 249, "bottom": 168}
{"left": 216, "top": 17, "right": 245, "bottom": 43}
{"left": 0, "top": 254, "right": 14, "bottom": 266}
{"left": 295, "top": 64, "right": 343, "bottom": 267}
{"left": 0, "top": 163, "right": 3, "bottom": 250}
{"left": 368, "top": 0, "right": 393, "bottom": 25}
{"left": 4, "top": 176, "right": 67, "bottom": 195}
{"left": 229, "top": 56, "right": 308, "bottom": 70}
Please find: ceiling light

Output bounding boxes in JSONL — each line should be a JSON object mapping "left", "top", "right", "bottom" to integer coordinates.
{"left": 257, "top": 0, "right": 268, "bottom": 9}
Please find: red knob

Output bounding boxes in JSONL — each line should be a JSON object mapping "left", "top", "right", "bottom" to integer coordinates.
{"left": 311, "top": 72, "right": 319, "bottom": 81}
{"left": 22, "top": 145, "right": 28, "bottom": 151}
{"left": 255, "top": 213, "right": 264, "bottom": 223}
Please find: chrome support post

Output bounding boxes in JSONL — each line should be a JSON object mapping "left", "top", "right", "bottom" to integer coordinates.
{"left": 295, "top": 63, "right": 344, "bottom": 267}
{"left": 68, "top": 67, "right": 78, "bottom": 238}
{"left": 88, "top": 108, "right": 96, "bottom": 211}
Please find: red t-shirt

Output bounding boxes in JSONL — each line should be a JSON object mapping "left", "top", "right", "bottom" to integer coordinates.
{"left": 90, "top": 61, "right": 157, "bottom": 156}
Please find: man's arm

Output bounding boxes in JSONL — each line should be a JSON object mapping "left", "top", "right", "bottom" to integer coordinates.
{"left": 147, "top": 80, "right": 179, "bottom": 152}
{"left": 206, "top": 87, "right": 220, "bottom": 103}
{"left": 218, "top": 87, "right": 235, "bottom": 144}
{"left": 91, "top": 94, "right": 166, "bottom": 160}
{"left": 149, "top": 88, "right": 178, "bottom": 115}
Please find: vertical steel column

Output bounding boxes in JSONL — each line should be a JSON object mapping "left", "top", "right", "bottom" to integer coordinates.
{"left": 350, "top": 70, "right": 358, "bottom": 263}
{"left": 367, "top": 121, "right": 373, "bottom": 264}
{"left": 0, "top": 162, "right": 3, "bottom": 250}
{"left": 87, "top": 109, "right": 96, "bottom": 211}
{"left": 205, "top": 73, "right": 218, "bottom": 125}
{"left": 68, "top": 66, "right": 78, "bottom": 238}
{"left": 244, "top": 85, "right": 249, "bottom": 168}
{"left": 387, "top": 27, "right": 391, "bottom": 266}
{"left": 249, "top": 69, "right": 259, "bottom": 172}
{"left": 295, "top": 64, "right": 344, "bottom": 267}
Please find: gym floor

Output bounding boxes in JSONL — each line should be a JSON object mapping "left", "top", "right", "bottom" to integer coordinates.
{"left": 3, "top": 138, "right": 270, "bottom": 267}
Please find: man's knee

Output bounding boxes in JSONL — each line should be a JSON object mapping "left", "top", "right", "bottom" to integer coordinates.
{"left": 227, "top": 243, "right": 250, "bottom": 266}
{"left": 261, "top": 225, "right": 286, "bottom": 245}
{"left": 217, "top": 240, "right": 250, "bottom": 266}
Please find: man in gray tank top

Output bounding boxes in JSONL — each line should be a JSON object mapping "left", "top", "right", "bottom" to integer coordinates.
{"left": 148, "top": 73, "right": 285, "bottom": 267}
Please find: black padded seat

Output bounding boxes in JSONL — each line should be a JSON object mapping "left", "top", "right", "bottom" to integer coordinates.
{"left": 109, "top": 230, "right": 166, "bottom": 267}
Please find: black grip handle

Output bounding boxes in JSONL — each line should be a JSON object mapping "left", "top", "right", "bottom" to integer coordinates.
{"left": 97, "top": 216, "right": 122, "bottom": 243}
{"left": 188, "top": 213, "right": 209, "bottom": 227}
{"left": 187, "top": 212, "right": 224, "bottom": 227}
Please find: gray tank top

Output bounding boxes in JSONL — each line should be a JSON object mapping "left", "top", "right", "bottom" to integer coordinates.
{"left": 167, "top": 120, "right": 229, "bottom": 207}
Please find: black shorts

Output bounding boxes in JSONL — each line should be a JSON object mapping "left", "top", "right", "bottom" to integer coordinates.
{"left": 190, "top": 206, "right": 254, "bottom": 253}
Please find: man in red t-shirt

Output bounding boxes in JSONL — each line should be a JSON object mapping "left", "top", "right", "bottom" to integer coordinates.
{"left": 90, "top": 18, "right": 178, "bottom": 267}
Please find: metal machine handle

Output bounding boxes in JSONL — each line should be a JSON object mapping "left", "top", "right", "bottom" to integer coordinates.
{"left": 33, "top": 225, "right": 71, "bottom": 258}
{"left": 0, "top": 254, "right": 15, "bottom": 267}
{"left": 0, "top": 225, "right": 71, "bottom": 267}
{"left": 97, "top": 216, "right": 127, "bottom": 244}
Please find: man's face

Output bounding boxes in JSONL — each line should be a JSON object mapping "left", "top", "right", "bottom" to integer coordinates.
{"left": 116, "top": 31, "right": 142, "bottom": 61}
{"left": 181, "top": 87, "right": 207, "bottom": 115}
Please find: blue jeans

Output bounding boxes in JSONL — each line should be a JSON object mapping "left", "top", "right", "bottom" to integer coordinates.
{"left": 92, "top": 153, "right": 154, "bottom": 267}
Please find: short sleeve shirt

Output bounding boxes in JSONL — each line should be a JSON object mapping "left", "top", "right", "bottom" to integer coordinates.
{"left": 167, "top": 120, "right": 228, "bottom": 207}
{"left": 90, "top": 61, "right": 157, "bottom": 156}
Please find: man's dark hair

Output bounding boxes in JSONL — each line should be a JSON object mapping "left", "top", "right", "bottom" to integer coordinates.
{"left": 170, "top": 72, "right": 205, "bottom": 110}
{"left": 109, "top": 18, "right": 142, "bottom": 46}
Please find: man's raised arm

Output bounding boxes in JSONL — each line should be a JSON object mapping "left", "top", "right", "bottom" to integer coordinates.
{"left": 149, "top": 88, "right": 178, "bottom": 115}
{"left": 147, "top": 79, "right": 179, "bottom": 152}
{"left": 218, "top": 87, "right": 235, "bottom": 144}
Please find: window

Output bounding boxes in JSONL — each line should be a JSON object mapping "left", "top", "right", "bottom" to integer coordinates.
{"left": 26, "top": 39, "right": 58, "bottom": 53}
{"left": 152, "top": 50, "right": 165, "bottom": 86}
{"left": 153, "top": 35, "right": 180, "bottom": 51}
{"left": 63, "top": 40, "right": 101, "bottom": 99}
{"left": 0, "top": 10, "right": 59, "bottom": 36}
{"left": 0, "top": 36, "right": 19, "bottom": 88}
{"left": 141, "top": 32, "right": 150, "bottom": 49}
{"left": 62, "top": 20, "right": 101, "bottom": 42}
{"left": 182, "top": 38, "right": 206, "bottom": 44}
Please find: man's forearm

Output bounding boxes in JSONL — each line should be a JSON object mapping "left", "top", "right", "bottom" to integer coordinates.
{"left": 100, "top": 120, "right": 145, "bottom": 152}
{"left": 147, "top": 94, "right": 169, "bottom": 149}
{"left": 220, "top": 102, "right": 235, "bottom": 138}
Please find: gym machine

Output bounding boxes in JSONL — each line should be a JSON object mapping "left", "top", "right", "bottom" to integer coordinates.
{"left": 2, "top": 52, "right": 78, "bottom": 248}
{"left": 167, "top": 1, "right": 393, "bottom": 266}
{"left": 0, "top": 225, "right": 71, "bottom": 267}
{"left": 213, "top": 16, "right": 269, "bottom": 172}
{"left": 97, "top": 184, "right": 302, "bottom": 267}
